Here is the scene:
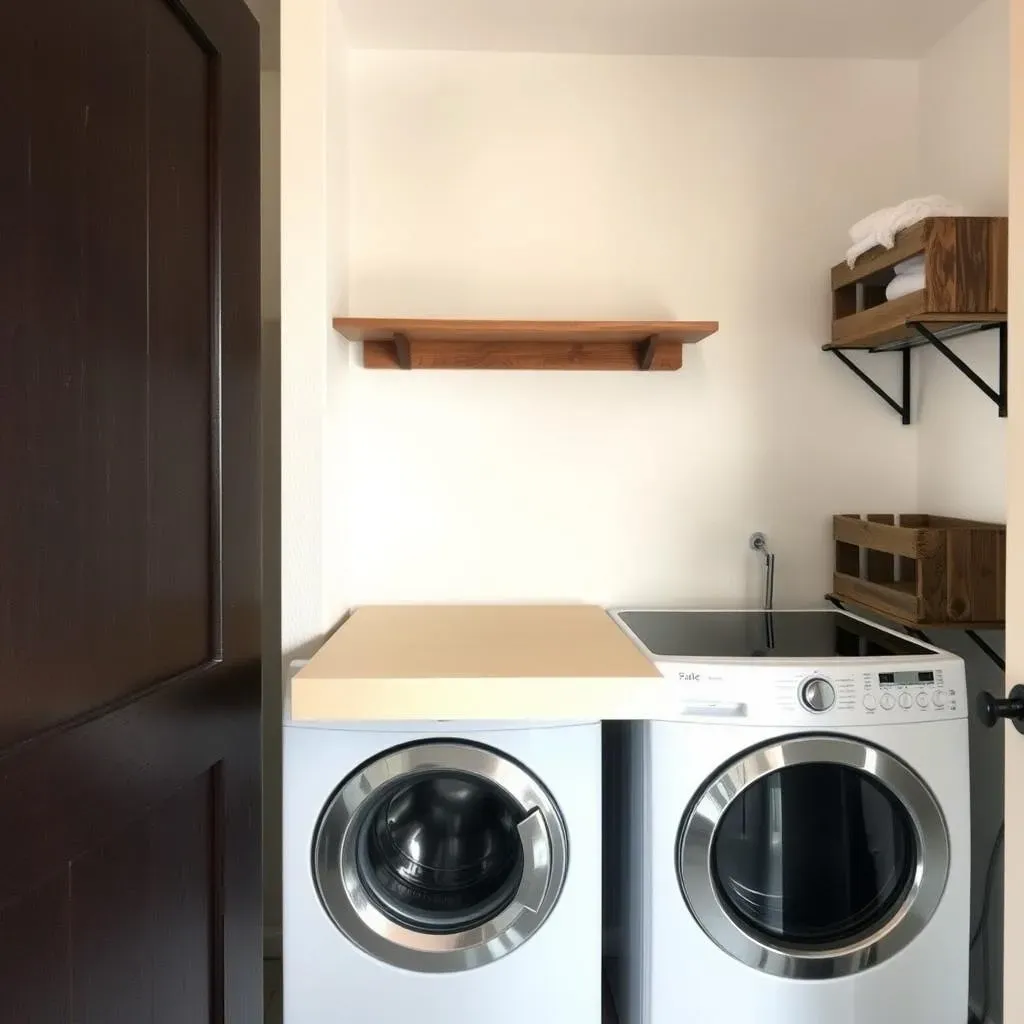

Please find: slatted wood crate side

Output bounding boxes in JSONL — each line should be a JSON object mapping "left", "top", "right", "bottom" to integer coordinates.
{"left": 923, "top": 217, "right": 1008, "bottom": 315}
{"left": 834, "top": 514, "right": 861, "bottom": 579}
{"left": 898, "top": 513, "right": 929, "bottom": 582}
{"left": 944, "top": 527, "right": 1004, "bottom": 623}
{"left": 832, "top": 572, "right": 921, "bottom": 621}
{"left": 832, "top": 513, "right": 1005, "bottom": 626}
{"left": 832, "top": 514, "right": 935, "bottom": 559}
{"left": 865, "top": 514, "right": 896, "bottom": 584}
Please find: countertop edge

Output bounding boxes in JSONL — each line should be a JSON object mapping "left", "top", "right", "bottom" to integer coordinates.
{"left": 287, "top": 674, "right": 669, "bottom": 722}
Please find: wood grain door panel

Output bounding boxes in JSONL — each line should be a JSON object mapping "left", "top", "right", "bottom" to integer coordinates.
{"left": 70, "top": 775, "right": 214, "bottom": 1024}
{"left": 0, "top": 0, "right": 233, "bottom": 750}
{"left": 0, "top": 665, "right": 260, "bottom": 1024}
{"left": 0, "top": 876, "right": 70, "bottom": 1024}
{"left": 0, "top": 0, "right": 260, "bottom": 1016}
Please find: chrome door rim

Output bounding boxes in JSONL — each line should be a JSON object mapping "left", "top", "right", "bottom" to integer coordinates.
{"left": 677, "top": 735, "right": 950, "bottom": 979}
{"left": 314, "top": 742, "right": 569, "bottom": 973}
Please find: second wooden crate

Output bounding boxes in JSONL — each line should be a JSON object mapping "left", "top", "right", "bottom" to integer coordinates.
{"left": 832, "top": 514, "right": 1005, "bottom": 626}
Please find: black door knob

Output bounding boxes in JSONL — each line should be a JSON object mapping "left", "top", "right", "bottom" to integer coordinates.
{"left": 977, "top": 684, "right": 1024, "bottom": 732}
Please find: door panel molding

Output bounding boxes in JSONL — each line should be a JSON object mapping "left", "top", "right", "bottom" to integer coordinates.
{"left": 0, "top": 0, "right": 260, "bottom": 1017}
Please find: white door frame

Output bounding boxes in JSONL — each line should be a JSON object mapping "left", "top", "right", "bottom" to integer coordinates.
{"left": 1003, "top": 2, "right": 1024, "bottom": 1020}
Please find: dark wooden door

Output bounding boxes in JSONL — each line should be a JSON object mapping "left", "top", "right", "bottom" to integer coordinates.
{"left": 0, "top": 0, "right": 261, "bottom": 1020}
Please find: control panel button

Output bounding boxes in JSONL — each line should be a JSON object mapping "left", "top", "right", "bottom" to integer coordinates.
{"left": 898, "top": 692, "right": 913, "bottom": 709}
{"left": 863, "top": 694, "right": 877, "bottom": 711}
{"left": 880, "top": 693, "right": 896, "bottom": 711}
{"left": 916, "top": 692, "right": 930, "bottom": 709}
{"left": 933, "top": 691, "right": 946, "bottom": 709}
{"left": 800, "top": 677, "right": 836, "bottom": 713}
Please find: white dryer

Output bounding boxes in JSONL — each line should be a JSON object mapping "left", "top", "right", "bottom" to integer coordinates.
{"left": 609, "top": 608, "right": 969, "bottom": 1024}
{"left": 283, "top": 704, "right": 602, "bottom": 1023}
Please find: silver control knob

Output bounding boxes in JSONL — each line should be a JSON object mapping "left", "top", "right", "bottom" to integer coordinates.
{"left": 933, "top": 691, "right": 946, "bottom": 709}
{"left": 801, "top": 677, "right": 836, "bottom": 713}
{"left": 880, "top": 693, "right": 896, "bottom": 710}
{"left": 898, "top": 692, "right": 913, "bottom": 710}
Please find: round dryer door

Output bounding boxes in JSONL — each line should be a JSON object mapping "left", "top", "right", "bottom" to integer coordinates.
{"left": 313, "top": 741, "right": 568, "bottom": 973}
{"left": 678, "top": 735, "right": 949, "bottom": 979}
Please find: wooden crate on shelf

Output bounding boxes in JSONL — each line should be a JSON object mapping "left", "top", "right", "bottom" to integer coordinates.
{"left": 832, "top": 514, "right": 1005, "bottom": 627}
{"left": 828, "top": 216, "right": 1007, "bottom": 350}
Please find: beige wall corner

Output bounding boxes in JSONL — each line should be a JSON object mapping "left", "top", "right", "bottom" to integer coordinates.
{"left": 275, "top": 0, "right": 349, "bottom": 939}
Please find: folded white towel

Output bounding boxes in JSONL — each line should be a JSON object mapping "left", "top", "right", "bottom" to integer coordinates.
{"left": 893, "top": 255, "right": 925, "bottom": 276}
{"left": 885, "top": 271, "right": 925, "bottom": 301}
{"left": 846, "top": 195, "right": 964, "bottom": 267}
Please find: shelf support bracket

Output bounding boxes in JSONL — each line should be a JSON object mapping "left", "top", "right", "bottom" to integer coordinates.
{"left": 829, "top": 596, "right": 1006, "bottom": 671}
{"left": 965, "top": 630, "right": 1006, "bottom": 673}
{"left": 392, "top": 333, "right": 412, "bottom": 370}
{"left": 909, "top": 322, "right": 1007, "bottom": 417}
{"left": 830, "top": 347, "right": 911, "bottom": 425}
{"left": 639, "top": 334, "right": 660, "bottom": 371}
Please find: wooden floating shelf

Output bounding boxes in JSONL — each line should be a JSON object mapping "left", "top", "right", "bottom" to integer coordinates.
{"left": 825, "top": 306, "right": 1006, "bottom": 352}
{"left": 332, "top": 317, "right": 719, "bottom": 371}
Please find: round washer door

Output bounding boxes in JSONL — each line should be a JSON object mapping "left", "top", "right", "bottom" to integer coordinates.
{"left": 314, "top": 741, "right": 568, "bottom": 973}
{"left": 678, "top": 734, "right": 949, "bottom": 979}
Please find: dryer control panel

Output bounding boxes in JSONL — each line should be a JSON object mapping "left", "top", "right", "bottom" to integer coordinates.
{"left": 799, "top": 666, "right": 959, "bottom": 717}
{"left": 651, "top": 657, "right": 967, "bottom": 725}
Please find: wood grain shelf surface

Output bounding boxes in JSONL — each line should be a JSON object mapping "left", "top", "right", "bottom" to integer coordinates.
{"left": 824, "top": 308, "right": 1006, "bottom": 352}
{"left": 332, "top": 317, "right": 719, "bottom": 371}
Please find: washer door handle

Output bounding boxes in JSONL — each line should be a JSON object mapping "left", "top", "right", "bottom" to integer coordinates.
{"left": 514, "top": 808, "right": 552, "bottom": 914}
{"left": 680, "top": 700, "right": 748, "bottom": 718}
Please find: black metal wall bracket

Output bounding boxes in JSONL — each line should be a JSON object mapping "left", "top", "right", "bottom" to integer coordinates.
{"left": 965, "top": 630, "right": 1006, "bottom": 672}
{"left": 829, "top": 321, "right": 1007, "bottom": 424}
{"left": 827, "top": 596, "right": 1006, "bottom": 672}
{"left": 909, "top": 322, "right": 1007, "bottom": 418}
{"left": 829, "top": 347, "right": 911, "bottom": 425}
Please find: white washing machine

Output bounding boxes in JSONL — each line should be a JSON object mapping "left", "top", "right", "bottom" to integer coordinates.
{"left": 609, "top": 608, "right": 969, "bottom": 1024}
{"left": 283, "top": 701, "right": 602, "bottom": 1022}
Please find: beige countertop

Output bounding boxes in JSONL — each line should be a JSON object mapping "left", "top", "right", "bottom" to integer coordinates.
{"left": 288, "top": 604, "right": 664, "bottom": 721}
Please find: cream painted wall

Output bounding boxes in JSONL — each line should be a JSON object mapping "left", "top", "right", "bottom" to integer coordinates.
{"left": 323, "top": 6, "right": 351, "bottom": 634}
{"left": 918, "top": 0, "right": 1008, "bottom": 520}
{"left": 276, "top": 0, "right": 349, "bottom": 939}
{"left": 344, "top": 52, "right": 921, "bottom": 609}
{"left": 917, "top": 4, "right": 1008, "bottom": 1018}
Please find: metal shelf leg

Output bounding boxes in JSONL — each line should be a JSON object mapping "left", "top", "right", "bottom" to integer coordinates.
{"left": 911, "top": 322, "right": 1007, "bottom": 417}
{"left": 965, "top": 630, "right": 1006, "bottom": 673}
{"left": 830, "top": 348, "right": 911, "bottom": 425}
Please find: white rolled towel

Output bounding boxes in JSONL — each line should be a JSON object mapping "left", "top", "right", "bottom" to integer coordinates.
{"left": 892, "top": 255, "right": 925, "bottom": 276}
{"left": 846, "top": 195, "right": 964, "bottom": 267}
{"left": 886, "top": 271, "right": 925, "bottom": 301}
